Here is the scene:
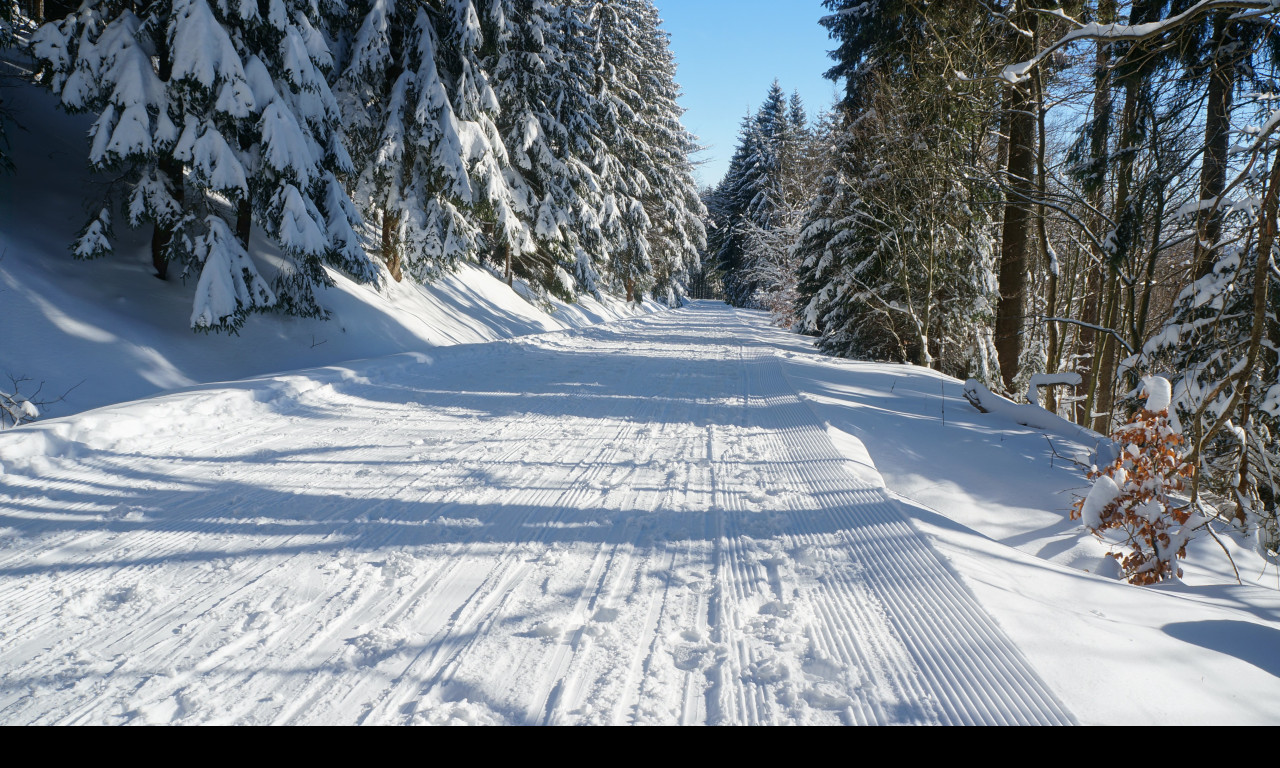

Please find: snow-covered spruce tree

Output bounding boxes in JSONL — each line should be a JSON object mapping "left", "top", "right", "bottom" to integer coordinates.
{"left": 1073, "top": 376, "right": 1199, "bottom": 585}
{"left": 794, "top": 96, "right": 920, "bottom": 362}
{"left": 738, "top": 91, "right": 818, "bottom": 324}
{"left": 552, "top": 0, "right": 614, "bottom": 294}
{"left": 578, "top": 0, "right": 653, "bottom": 302}
{"left": 742, "top": 81, "right": 787, "bottom": 232}
{"left": 483, "top": 0, "right": 603, "bottom": 299}
{"left": 708, "top": 111, "right": 756, "bottom": 305}
{"left": 30, "top": 0, "right": 377, "bottom": 331}
{"left": 32, "top": 3, "right": 186, "bottom": 274}
{"left": 793, "top": 0, "right": 1003, "bottom": 379}
{"left": 794, "top": 72, "right": 1000, "bottom": 375}
{"left": 227, "top": 0, "right": 377, "bottom": 319}
{"left": 712, "top": 82, "right": 796, "bottom": 308}
{"left": 625, "top": 0, "right": 704, "bottom": 305}
{"left": 335, "top": 0, "right": 531, "bottom": 285}
{"left": 442, "top": 0, "right": 533, "bottom": 278}
{"left": 792, "top": 110, "right": 858, "bottom": 340}
{"left": 575, "top": 0, "right": 703, "bottom": 304}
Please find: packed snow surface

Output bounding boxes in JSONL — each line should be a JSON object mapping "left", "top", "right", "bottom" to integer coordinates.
{"left": 2, "top": 304, "right": 1277, "bottom": 725}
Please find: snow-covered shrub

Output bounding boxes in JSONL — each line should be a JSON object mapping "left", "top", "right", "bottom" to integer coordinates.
{"left": 1, "top": 378, "right": 42, "bottom": 428}
{"left": 1072, "top": 375, "right": 1200, "bottom": 585}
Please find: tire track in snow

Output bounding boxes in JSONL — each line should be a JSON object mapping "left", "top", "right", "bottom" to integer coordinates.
{"left": 0, "top": 304, "right": 1075, "bottom": 725}
{"left": 322, "top": 331, "right": 698, "bottom": 725}
{"left": 0, "top": 355, "right": 618, "bottom": 723}
{"left": 737, "top": 343, "right": 1074, "bottom": 725}
{"left": 262, "top": 353, "right": 673, "bottom": 724}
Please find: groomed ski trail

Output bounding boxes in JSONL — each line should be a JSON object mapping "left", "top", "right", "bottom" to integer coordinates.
{"left": 0, "top": 303, "right": 1074, "bottom": 725}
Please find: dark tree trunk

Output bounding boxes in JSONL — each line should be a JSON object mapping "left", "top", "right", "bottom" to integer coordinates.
{"left": 1092, "top": 279, "right": 1121, "bottom": 434}
{"left": 995, "top": 1, "right": 1038, "bottom": 392}
{"left": 381, "top": 211, "right": 402, "bottom": 282}
{"left": 150, "top": 159, "right": 183, "bottom": 280}
{"left": 1077, "top": 1, "right": 1116, "bottom": 426}
{"left": 1193, "top": 12, "right": 1236, "bottom": 281}
{"left": 996, "top": 80, "right": 1035, "bottom": 391}
{"left": 1090, "top": 18, "right": 1149, "bottom": 433}
{"left": 236, "top": 197, "right": 252, "bottom": 250}
{"left": 1033, "top": 43, "right": 1058, "bottom": 412}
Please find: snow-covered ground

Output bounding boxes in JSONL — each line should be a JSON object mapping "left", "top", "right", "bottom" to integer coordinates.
{"left": 1, "top": 304, "right": 1276, "bottom": 725}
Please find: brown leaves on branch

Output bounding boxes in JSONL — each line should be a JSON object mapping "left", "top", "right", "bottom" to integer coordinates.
{"left": 1072, "top": 406, "right": 1197, "bottom": 585}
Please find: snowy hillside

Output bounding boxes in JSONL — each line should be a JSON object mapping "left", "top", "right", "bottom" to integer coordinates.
{"left": 0, "top": 57, "right": 660, "bottom": 421}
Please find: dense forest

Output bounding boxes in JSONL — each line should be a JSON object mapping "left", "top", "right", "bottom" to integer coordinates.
{"left": 0, "top": 0, "right": 705, "bottom": 331}
{"left": 709, "top": 0, "right": 1279, "bottom": 549}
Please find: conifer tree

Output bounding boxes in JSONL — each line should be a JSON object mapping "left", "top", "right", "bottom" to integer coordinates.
{"left": 229, "top": 0, "right": 376, "bottom": 318}
{"left": 485, "top": 0, "right": 602, "bottom": 297}
{"left": 708, "top": 112, "right": 756, "bottom": 304}
{"left": 794, "top": 0, "right": 1002, "bottom": 377}
{"left": 31, "top": 0, "right": 378, "bottom": 331}
{"left": 626, "top": 0, "right": 705, "bottom": 304}
{"left": 335, "top": 0, "right": 530, "bottom": 284}
{"left": 712, "top": 82, "right": 799, "bottom": 308}
{"left": 580, "top": 0, "right": 655, "bottom": 301}
{"left": 0, "top": 0, "right": 18, "bottom": 174}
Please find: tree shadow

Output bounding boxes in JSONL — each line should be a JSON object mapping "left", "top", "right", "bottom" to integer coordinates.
{"left": 1163, "top": 620, "right": 1280, "bottom": 678}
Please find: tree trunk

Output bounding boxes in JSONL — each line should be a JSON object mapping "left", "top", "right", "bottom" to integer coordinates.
{"left": 503, "top": 240, "right": 512, "bottom": 286}
{"left": 1077, "top": 1, "right": 1116, "bottom": 426}
{"left": 1193, "top": 12, "right": 1235, "bottom": 282}
{"left": 150, "top": 158, "right": 182, "bottom": 280}
{"left": 381, "top": 211, "right": 402, "bottom": 282}
{"left": 996, "top": 80, "right": 1035, "bottom": 391}
{"left": 236, "top": 197, "right": 252, "bottom": 250}
{"left": 995, "top": 1, "right": 1038, "bottom": 393}
{"left": 1092, "top": 278, "right": 1121, "bottom": 434}
{"left": 1088, "top": 10, "right": 1147, "bottom": 433}
{"left": 1034, "top": 47, "right": 1058, "bottom": 413}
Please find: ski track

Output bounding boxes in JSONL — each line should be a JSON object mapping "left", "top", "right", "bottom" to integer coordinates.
{"left": 0, "top": 303, "right": 1075, "bottom": 725}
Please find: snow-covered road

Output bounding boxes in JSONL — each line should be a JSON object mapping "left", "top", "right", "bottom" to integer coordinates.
{"left": 0, "top": 303, "right": 1075, "bottom": 725}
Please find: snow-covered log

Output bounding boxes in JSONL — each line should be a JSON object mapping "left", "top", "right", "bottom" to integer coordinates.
{"left": 964, "top": 378, "right": 1115, "bottom": 463}
{"left": 1027, "top": 372, "right": 1083, "bottom": 408}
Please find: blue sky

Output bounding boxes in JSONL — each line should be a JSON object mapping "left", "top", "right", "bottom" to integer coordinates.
{"left": 650, "top": 0, "right": 842, "bottom": 189}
